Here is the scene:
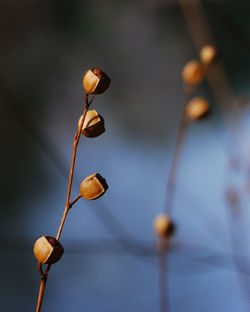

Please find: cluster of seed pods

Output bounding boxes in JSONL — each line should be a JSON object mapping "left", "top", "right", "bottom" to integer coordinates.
{"left": 153, "top": 45, "right": 217, "bottom": 242}
{"left": 33, "top": 68, "right": 110, "bottom": 265}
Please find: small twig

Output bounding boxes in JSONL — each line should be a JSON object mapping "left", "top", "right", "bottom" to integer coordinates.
{"left": 158, "top": 85, "right": 194, "bottom": 312}
{"left": 158, "top": 241, "right": 168, "bottom": 312}
{"left": 164, "top": 85, "right": 193, "bottom": 215}
{"left": 69, "top": 194, "right": 82, "bottom": 209}
{"left": 36, "top": 264, "right": 51, "bottom": 312}
{"left": 38, "top": 262, "right": 45, "bottom": 280}
{"left": 35, "top": 94, "right": 91, "bottom": 312}
{"left": 56, "top": 94, "right": 90, "bottom": 241}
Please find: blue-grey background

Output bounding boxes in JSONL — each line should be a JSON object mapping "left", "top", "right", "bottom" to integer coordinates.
{"left": 1, "top": 0, "right": 250, "bottom": 311}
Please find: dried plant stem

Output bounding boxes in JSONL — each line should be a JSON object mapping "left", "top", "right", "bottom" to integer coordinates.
{"left": 35, "top": 93, "right": 93, "bottom": 312}
{"left": 56, "top": 94, "right": 92, "bottom": 240}
{"left": 36, "top": 264, "right": 51, "bottom": 312}
{"left": 157, "top": 86, "right": 193, "bottom": 312}
{"left": 164, "top": 85, "right": 193, "bottom": 215}
{"left": 158, "top": 242, "right": 168, "bottom": 312}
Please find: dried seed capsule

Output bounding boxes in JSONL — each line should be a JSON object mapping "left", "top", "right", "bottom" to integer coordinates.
{"left": 33, "top": 236, "right": 64, "bottom": 264}
{"left": 78, "top": 110, "right": 105, "bottom": 138}
{"left": 80, "top": 173, "right": 108, "bottom": 200}
{"left": 182, "top": 60, "right": 204, "bottom": 85}
{"left": 186, "top": 97, "right": 209, "bottom": 120}
{"left": 200, "top": 45, "right": 217, "bottom": 65}
{"left": 83, "top": 68, "right": 111, "bottom": 94}
{"left": 153, "top": 214, "right": 175, "bottom": 239}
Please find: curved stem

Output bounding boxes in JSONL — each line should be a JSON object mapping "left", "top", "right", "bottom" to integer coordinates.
{"left": 36, "top": 264, "right": 51, "bottom": 312}
{"left": 158, "top": 242, "right": 168, "bottom": 312}
{"left": 56, "top": 97, "right": 89, "bottom": 240}
{"left": 164, "top": 85, "right": 193, "bottom": 215}
{"left": 69, "top": 194, "right": 82, "bottom": 209}
{"left": 35, "top": 93, "right": 91, "bottom": 312}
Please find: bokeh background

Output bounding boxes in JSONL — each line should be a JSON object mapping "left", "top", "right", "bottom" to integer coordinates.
{"left": 1, "top": 0, "right": 250, "bottom": 311}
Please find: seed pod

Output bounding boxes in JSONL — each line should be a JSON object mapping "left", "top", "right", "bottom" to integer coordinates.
{"left": 182, "top": 60, "right": 204, "bottom": 85}
{"left": 153, "top": 214, "right": 175, "bottom": 239}
{"left": 186, "top": 97, "right": 209, "bottom": 120}
{"left": 33, "top": 236, "right": 64, "bottom": 264}
{"left": 83, "top": 68, "right": 111, "bottom": 94}
{"left": 80, "top": 173, "right": 108, "bottom": 200}
{"left": 78, "top": 110, "right": 105, "bottom": 138}
{"left": 200, "top": 45, "right": 217, "bottom": 65}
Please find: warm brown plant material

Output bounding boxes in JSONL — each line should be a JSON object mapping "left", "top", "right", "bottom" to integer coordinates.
{"left": 200, "top": 45, "right": 217, "bottom": 65}
{"left": 153, "top": 214, "right": 175, "bottom": 239}
{"left": 186, "top": 96, "right": 210, "bottom": 120}
{"left": 34, "top": 236, "right": 64, "bottom": 265}
{"left": 80, "top": 173, "right": 108, "bottom": 200}
{"left": 182, "top": 60, "right": 204, "bottom": 85}
{"left": 155, "top": 45, "right": 216, "bottom": 312}
{"left": 34, "top": 68, "right": 111, "bottom": 312}
{"left": 78, "top": 109, "right": 105, "bottom": 138}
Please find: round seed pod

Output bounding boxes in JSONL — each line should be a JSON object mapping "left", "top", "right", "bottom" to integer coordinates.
{"left": 200, "top": 45, "right": 217, "bottom": 65}
{"left": 83, "top": 68, "right": 111, "bottom": 94}
{"left": 80, "top": 173, "right": 108, "bottom": 200}
{"left": 78, "top": 110, "right": 105, "bottom": 138}
{"left": 186, "top": 97, "right": 209, "bottom": 120}
{"left": 33, "top": 236, "right": 64, "bottom": 264}
{"left": 182, "top": 60, "right": 204, "bottom": 85}
{"left": 153, "top": 214, "right": 175, "bottom": 239}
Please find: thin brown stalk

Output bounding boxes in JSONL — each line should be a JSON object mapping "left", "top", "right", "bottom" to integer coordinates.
{"left": 35, "top": 93, "right": 91, "bottom": 312}
{"left": 69, "top": 194, "right": 82, "bottom": 209}
{"left": 158, "top": 241, "right": 168, "bottom": 312}
{"left": 164, "top": 85, "right": 193, "bottom": 215}
{"left": 158, "top": 85, "right": 194, "bottom": 312}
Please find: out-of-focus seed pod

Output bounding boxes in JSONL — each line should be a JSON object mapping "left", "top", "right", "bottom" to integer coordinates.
{"left": 83, "top": 68, "right": 111, "bottom": 94}
{"left": 33, "top": 236, "right": 64, "bottom": 264}
{"left": 200, "top": 45, "right": 217, "bottom": 65}
{"left": 80, "top": 173, "right": 108, "bottom": 200}
{"left": 186, "top": 97, "right": 209, "bottom": 120}
{"left": 182, "top": 60, "right": 204, "bottom": 85}
{"left": 153, "top": 214, "right": 175, "bottom": 239}
{"left": 78, "top": 110, "right": 105, "bottom": 138}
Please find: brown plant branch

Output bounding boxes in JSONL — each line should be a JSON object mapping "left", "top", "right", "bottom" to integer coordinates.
{"left": 69, "top": 194, "right": 82, "bottom": 209}
{"left": 164, "top": 85, "right": 193, "bottom": 215}
{"left": 158, "top": 241, "right": 168, "bottom": 312}
{"left": 158, "top": 84, "right": 194, "bottom": 312}
{"left": 35, "top": 93, "right": 91, "bottom": 312}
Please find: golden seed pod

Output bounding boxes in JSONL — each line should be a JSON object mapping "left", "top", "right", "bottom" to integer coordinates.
{"left": 186, "top": 97, "right": 209, "bottom": 120}
{"left": 200, "top": 45, "right": 217, "bottom": 65}
{"left": 80, "top": 173, "right": 108, "bottom": 200}
{"left": 83, "top": 68, "right": 111, "bottom": 94}
{"left": 78, "top": 110, "right": 105, "bottom": 138}
{"left": 33, "top": 236, "right": 64, "bottom": 264}
{"left": 153, "top": 214, "right": 175, "bottom": 239}
{"left": 182, "top": 60, "right": 204, "bottom": 85}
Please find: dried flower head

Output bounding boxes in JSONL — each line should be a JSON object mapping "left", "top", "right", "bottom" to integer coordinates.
{"left": 80, "top": 173, "right": 108, "bottom": 200}
{"left": 153, "top": 214, "right": 175, "bottom": 239}
{"left": 33, "top": 236, "right": 64, "bottom": 264}
{"left": 200, "top": 45, "right": 217, "bottom": 65}
{"left": 78, "top": 110, "right": 105, "bottom": 138}
{"left": 186, "top": 97, "right": 209, "bottom": 120}
{"left": 182, "top": 60, "right": 204, "bottom": 85}
{"left": 83, "top": 68, "right": 111, "bottom": 94}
